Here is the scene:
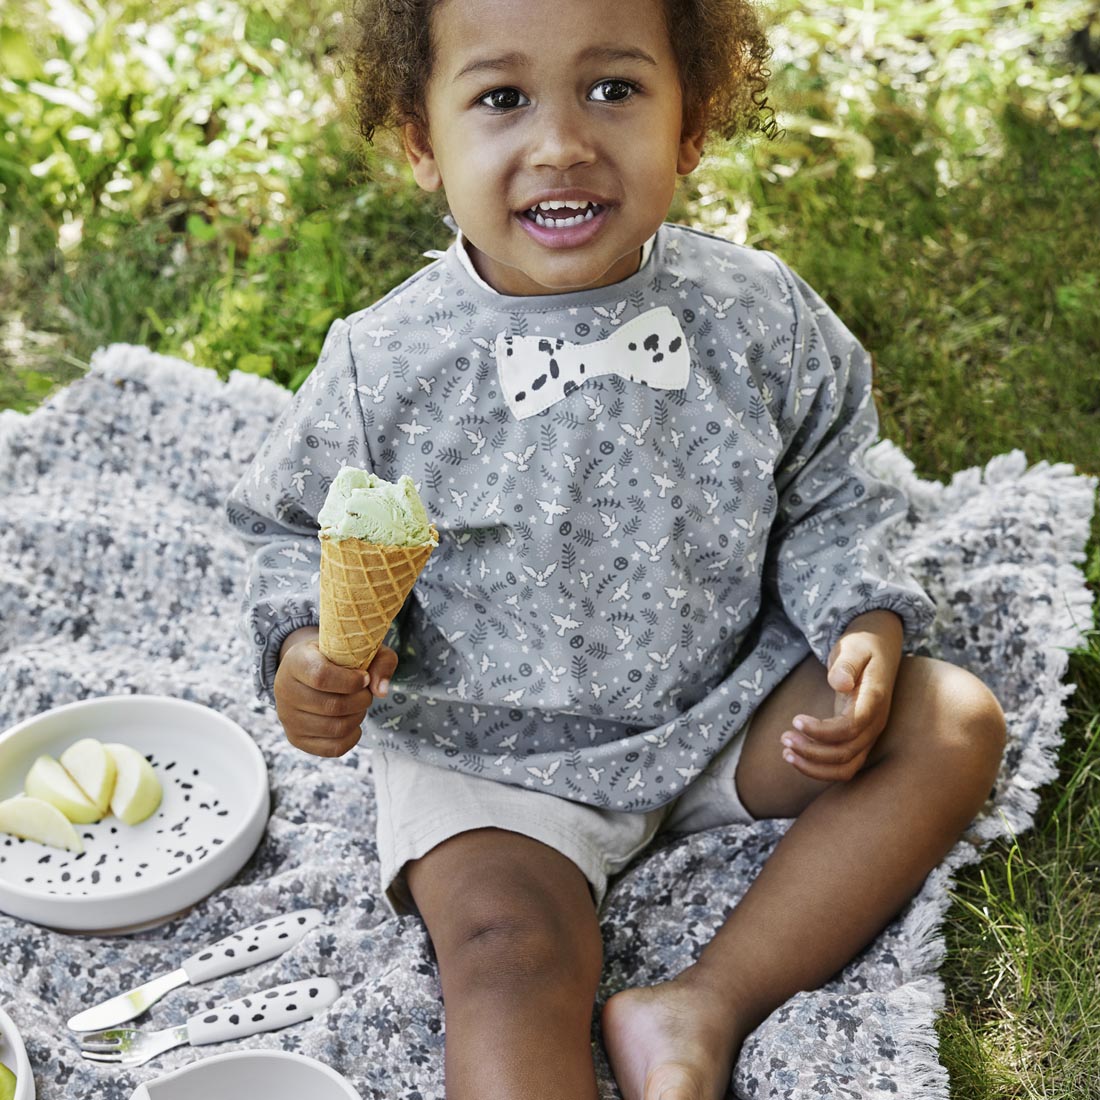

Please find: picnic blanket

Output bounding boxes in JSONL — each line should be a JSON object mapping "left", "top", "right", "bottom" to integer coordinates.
{"left": 0, "top": 343, "right": 1095, "bottom": 1099}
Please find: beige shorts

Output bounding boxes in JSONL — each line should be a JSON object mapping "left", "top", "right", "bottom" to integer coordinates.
{"left": 370, "top": 724, "right": 755, "bottom": 917}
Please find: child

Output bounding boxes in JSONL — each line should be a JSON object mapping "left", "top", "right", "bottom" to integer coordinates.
{"left": 226, "top": 0, "right": 1006, "bottom": 1096}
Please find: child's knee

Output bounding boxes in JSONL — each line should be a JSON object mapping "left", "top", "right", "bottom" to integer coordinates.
{"left": 408, "top": 830, "right": 602, "bottom": 992}
{"left": 450, "top": 898, "right": 594, "bottom": 988}
{"left": 945, "top": 664, "right": 1005, "bottom": 771}
{"left": 908, "top": 658, "right": 1006, "bottom": 793}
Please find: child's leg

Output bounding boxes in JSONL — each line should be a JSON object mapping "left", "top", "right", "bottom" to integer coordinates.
{"left": 602, "top": 654, "right": 1006, "bottom": 1100}
{"left": 405, "top": 827, "right": 603, "bottom": 1100}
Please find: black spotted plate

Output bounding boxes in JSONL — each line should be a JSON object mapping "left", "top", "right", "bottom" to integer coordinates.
{"left": 0, "top": 696, "right": 268, "bottom": 934}
{"left": 0, "top": 1005, "right": 34, "bottom": 1100}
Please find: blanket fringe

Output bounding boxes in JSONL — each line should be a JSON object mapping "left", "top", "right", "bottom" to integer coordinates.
{"left": 871, "top": 438, "right": 1097, "bottom": 850}
{"left": 888, "top": 979, "right": 954, "bottom": 1099}
{"left": 898, "top": 865, "right": 955, "bottom": 978}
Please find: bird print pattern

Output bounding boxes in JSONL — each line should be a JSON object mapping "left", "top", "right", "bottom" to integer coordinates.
{"left": 226, "top": 223, "right": 935, "bottom": 812}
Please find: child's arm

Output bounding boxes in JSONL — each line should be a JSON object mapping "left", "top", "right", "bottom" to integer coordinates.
{"left": 782, "top": 608, "right": 903, "bottom": 780}
{"left": 763, "top": 262, "right": 936, "bottom": 749}
{"left": 224, "top": 319, "right": 377, "bottom": 709}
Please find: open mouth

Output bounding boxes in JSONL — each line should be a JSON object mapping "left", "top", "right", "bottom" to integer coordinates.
{"left": 522, "top": 200, "right": 606, "bottom": 228}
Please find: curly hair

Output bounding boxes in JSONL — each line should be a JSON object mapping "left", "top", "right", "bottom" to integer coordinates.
{"left": 340, "top": 0, "right": 777, "bottom": 160}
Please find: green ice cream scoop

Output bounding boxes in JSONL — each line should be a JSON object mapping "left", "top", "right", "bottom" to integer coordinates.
{"left": 318, "top": 467, "right": 438, "bottom": 546}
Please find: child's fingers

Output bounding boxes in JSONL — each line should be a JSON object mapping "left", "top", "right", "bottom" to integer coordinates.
{"left": 789, "top": 712, "right": 858, "bottom": 744}
{"left": 781, "top": 725, "right": 874, "bottom": 766}
{"left": 826, "top": 640, "right": 870, "bottom": 692}
{"left": 275, "top": 695, "right": 368, "bottom": 756}
{"left": 366, "top": 645, "right": 399, "bottom": 697}
{"left": 782, "top": 744, "right": 872, "bottom": 783}
{"left": 280, "top": 684, "right": 370, "bottom": 752}
{"left": 286, "top": 726, "right": 364, "bottom": 758}
{"left": 785, "top": 678, "right": 890, "bottom": 777}
{"left": 826, "top": 659, "right": 858, "bottom": 695}
{"left": 291, "top": 680, "right": 376, "bottom": 718}
{"left": 796, "top": 690, "right": 887, "bottom": 742}
{"left": 290, "top": 642, "right": 371, "bottom": 695}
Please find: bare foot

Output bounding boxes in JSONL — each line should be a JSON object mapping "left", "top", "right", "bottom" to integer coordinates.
{"left": 601, "top": 977, "right": 746, "bottom": 1100}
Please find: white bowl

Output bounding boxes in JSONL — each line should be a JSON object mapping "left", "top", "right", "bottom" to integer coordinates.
{"left": 0, "top": 696, "right": 269, "bottom": 934}
{"left": 0, "top": 1006, "right": 34, "bottom": 1100}
{"left": 129, "top": 1050, "right": 361, "bottom": 1100}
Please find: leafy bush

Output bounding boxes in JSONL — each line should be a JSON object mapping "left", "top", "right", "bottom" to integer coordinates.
{"left": 5, "top": 0, "right": 1097, "bottom": 238}
{"left": 762, "top": 0, "right": 1100, "bottom": 152}
{"left": 2, "top": 0, "right": 1098, "bottom": 405}
{"left": 1, "top": 0, "right": 355, "bottom": 231}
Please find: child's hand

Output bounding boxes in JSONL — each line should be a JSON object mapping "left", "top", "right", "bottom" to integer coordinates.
{"left": 782, "top": 610, "right": 904, "bottom": 782}
{"left": 274, "top": 626, "right": 398, "bottom": 757}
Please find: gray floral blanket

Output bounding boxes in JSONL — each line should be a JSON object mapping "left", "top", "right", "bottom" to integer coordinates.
{"left": 0, "top": 344, "right": 1095, "bottom": 1099}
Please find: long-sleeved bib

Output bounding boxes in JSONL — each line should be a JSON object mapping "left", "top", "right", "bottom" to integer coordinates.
{"left": 226, "top": 222, "right": 936, "bottom": 812}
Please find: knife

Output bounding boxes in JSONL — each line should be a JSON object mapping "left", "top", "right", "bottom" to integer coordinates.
{"left": 67, "top": 908, "right": 324, "bottom": 1032}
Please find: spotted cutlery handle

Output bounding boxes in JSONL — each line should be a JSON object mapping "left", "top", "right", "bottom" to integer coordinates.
{"left": 185, "top": 977, "right": 340, "bottom": 1045}
{"left": 181, "top": 909, "right": 323, "bottom": 984}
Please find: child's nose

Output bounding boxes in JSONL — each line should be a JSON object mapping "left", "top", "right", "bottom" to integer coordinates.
{"left": 527, "top": 102, "right": 597, "bottom": 170}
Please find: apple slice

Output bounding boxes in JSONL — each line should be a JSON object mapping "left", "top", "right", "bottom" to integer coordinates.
{"left": 104, "top": 743, "right": 163, "bottom": 825}
{"left": 60, "top": 737, "right": 117, "bottom": 816}
{"left": 0, "top": 795, "right": 84, "bottom": 853}
{"left": 24, "top": 754, "right": 102, "bottom": 823}
{"left": 0, "top": 1061, "right": 16, "bottom": 1100}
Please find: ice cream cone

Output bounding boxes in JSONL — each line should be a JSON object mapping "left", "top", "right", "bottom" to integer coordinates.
{"left": 318, "top": 525, "right": 438, "bottom": 670}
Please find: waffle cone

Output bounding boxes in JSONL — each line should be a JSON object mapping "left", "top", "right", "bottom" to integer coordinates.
{"left": 318, "top": 526, "right": 437, "bottom": 670}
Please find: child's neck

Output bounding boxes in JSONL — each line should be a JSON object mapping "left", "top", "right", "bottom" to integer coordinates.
{"left": 455, "top": 230, "right": 655, "bottom": 298}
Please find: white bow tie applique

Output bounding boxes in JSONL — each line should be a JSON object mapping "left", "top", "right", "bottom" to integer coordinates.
{"left": 495, "top": 306, "right": 691, "bottom": 420}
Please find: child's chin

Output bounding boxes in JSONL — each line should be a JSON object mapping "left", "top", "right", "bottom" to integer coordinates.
{"left": 533, "top": 274, "right": 627, "bottom": 296}
{"left": 551, "top": 252, "right": 648, "bottom": 293}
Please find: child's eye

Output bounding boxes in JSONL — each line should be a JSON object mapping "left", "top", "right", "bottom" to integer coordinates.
{"left": 590, "top": 79, "right": 637, "bottom": 103}
{"left": 478, "top": 87, "right": 529, "bottom": 112}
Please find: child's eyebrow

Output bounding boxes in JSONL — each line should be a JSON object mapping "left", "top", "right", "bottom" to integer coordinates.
{"left": 451, "top": 45, "right": 658, "bottom": 84}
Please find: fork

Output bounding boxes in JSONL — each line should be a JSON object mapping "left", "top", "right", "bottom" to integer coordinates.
{"left": 76, "top": 977, "right": 339, "bottom": 1067}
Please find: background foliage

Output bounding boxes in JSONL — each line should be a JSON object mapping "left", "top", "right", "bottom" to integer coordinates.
{"left": 2, "top": 1, "right": 1099, "bottom": 1095}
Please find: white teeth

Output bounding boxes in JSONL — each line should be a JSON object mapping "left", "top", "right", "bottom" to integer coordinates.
{"left": 532, "top": 207, "right": 598, "bottom": 228}
{"left": 535, "top": 199, "right": 596, "bottom": 212}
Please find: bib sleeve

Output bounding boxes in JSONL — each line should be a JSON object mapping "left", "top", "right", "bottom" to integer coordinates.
{"left": 224, "top": 319, "right": 372, "bottom": 703}
{"left": 764, "top": 260, "right": 936, "bottom": 663}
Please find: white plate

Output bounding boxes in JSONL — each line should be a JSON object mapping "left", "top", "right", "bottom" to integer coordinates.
{"left": 129, "top": 1050, "right": 361, "bottom": 1100}
{"left": 0, "top": 696, "right": 269, "bottom": 934}
{"left": 0, "top": 1006, "right": 35, "bottom": 1100}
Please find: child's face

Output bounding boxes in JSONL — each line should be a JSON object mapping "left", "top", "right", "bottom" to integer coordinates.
{"left": 403, "top": 0, "right": 704, "bottom": 297}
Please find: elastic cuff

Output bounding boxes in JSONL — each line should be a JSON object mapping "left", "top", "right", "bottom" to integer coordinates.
{"left": 822, "top": 592, "right": 937, "bottom": 659}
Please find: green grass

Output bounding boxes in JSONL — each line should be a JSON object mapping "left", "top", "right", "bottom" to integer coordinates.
{"left": 680, "top": 100, "right": 1100, "bottom": 491}
{"left": 936, "top": 640, "right": 1100, "bottom": 1099}
{"left": 3, "top": 1, "right": 1099, "bottom": 1095}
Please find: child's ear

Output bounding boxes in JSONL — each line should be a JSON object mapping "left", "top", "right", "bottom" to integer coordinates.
{"left": 676, "top": 121, "right": 706, "bottom": 175}
{"left": 402, "top": 121, "right": 443, "bottom": 192}
{"left": 673, "top": 100, "right": 708, "bottom": 173}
